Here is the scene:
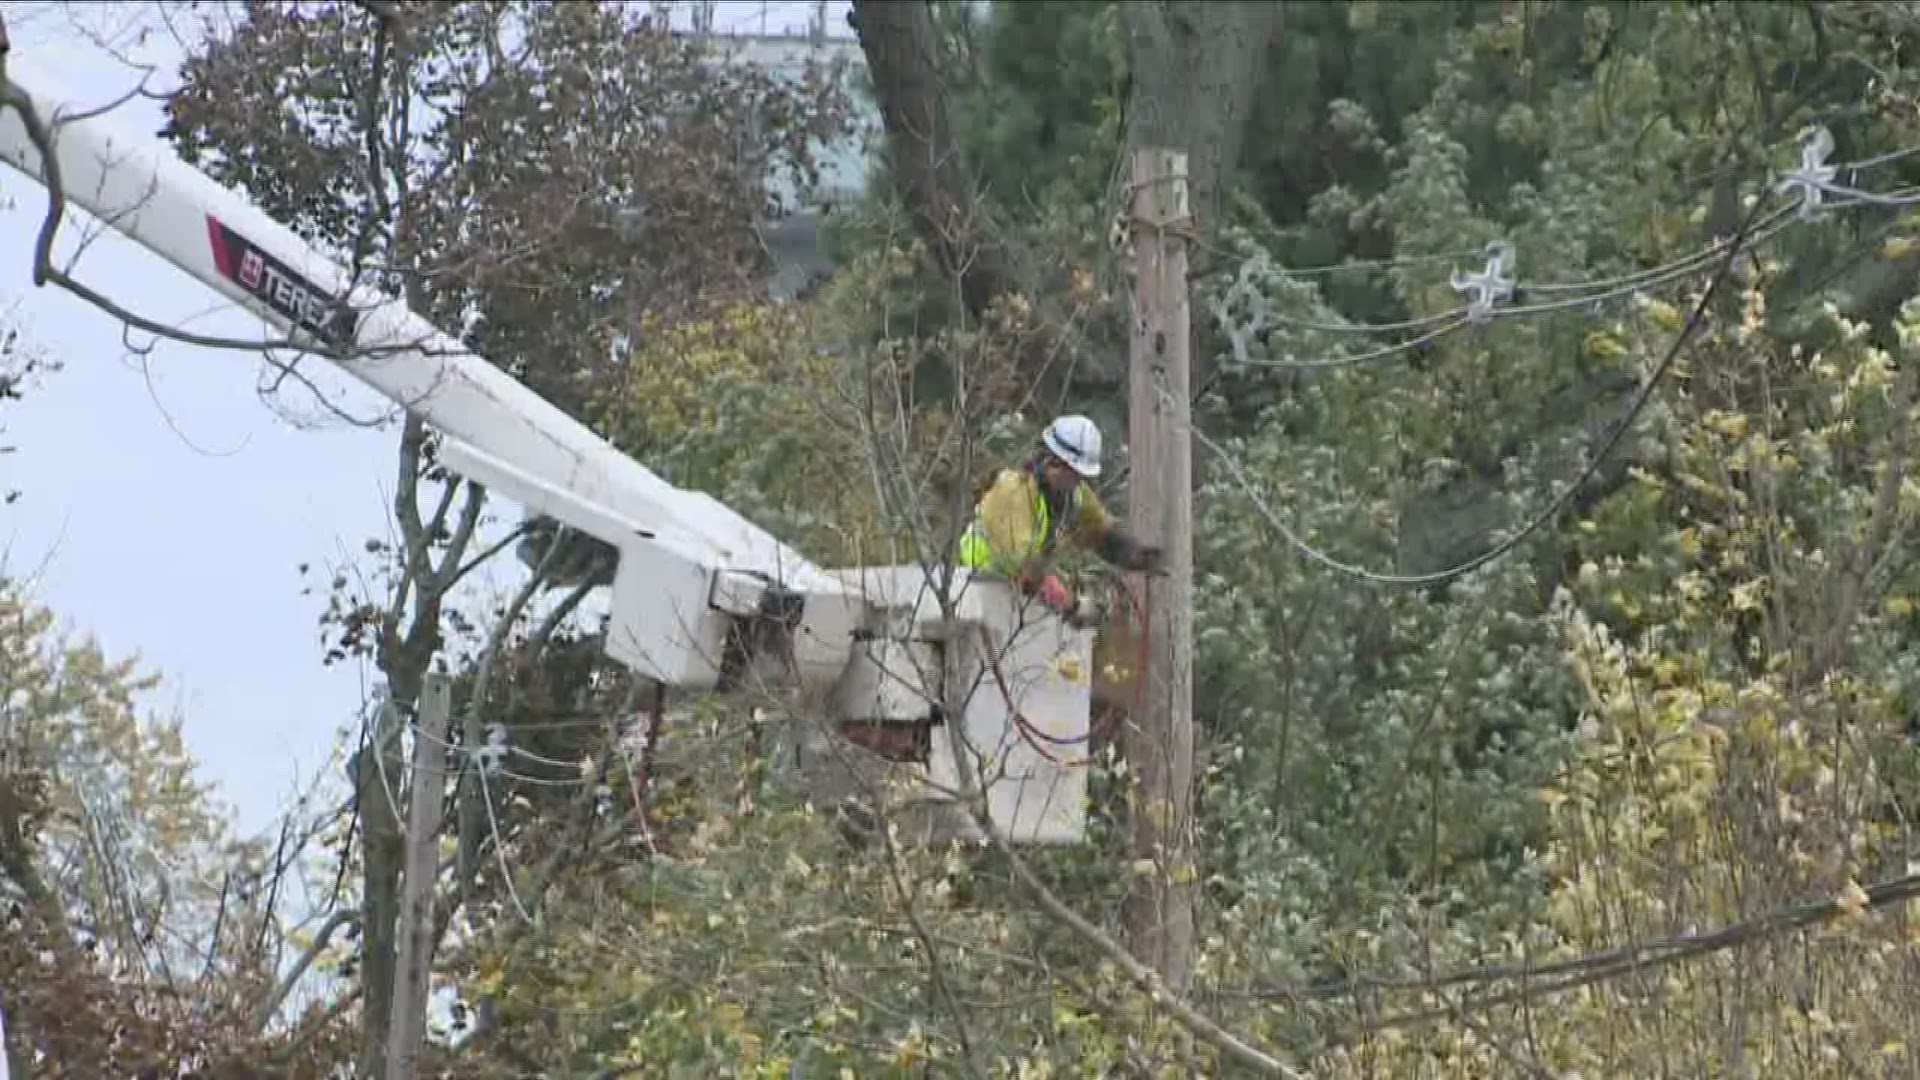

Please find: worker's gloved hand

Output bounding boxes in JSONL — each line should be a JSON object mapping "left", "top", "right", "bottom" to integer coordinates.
{"left": 1036, "top": 574, "right": 1073, "bottom": 613}
{"left": 1127, "top": 545, "right": 1167, "bottom": 575}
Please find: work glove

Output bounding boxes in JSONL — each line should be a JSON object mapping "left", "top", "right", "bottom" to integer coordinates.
{"left": 1036, "top": 573, "right": 1073, "bottom": 613}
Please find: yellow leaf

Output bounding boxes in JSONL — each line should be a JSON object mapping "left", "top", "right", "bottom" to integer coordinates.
{"left": 1052, "top": 653, "right": 1088, "bottom": 685}
{"left": 1887, "top": 596, "right": 1915, "bottom": 617}
{"left": 473, "top": 966, "right": 504, "bottom": 997}
{"left": 1582, "top": 329, "right": 1628, "bottom": 360}
{"left": 891, "top": 1024, "right": 929, "bottom": 1066}
{"left": 1729, "top": 577, "right": 1767, "bottom": 612}
{"left": 1884, "top": 236, "right": 1919, "bottom": 259}
{"left": 1706, "top": 410, "right": 1749, "bottom": 439}
{"left": 1641, "top": 296, "right": 1685, "bottom": 332}
{"left": 1835, "top": 878, "right": 1870, "bottom": 918}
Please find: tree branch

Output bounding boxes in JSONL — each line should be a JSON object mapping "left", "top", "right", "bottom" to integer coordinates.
{"left": 524, "top": 564, "right": 605, "bottom": 661}
{"left": 0, "top": 27, "right": 397, "bottom": 429}
{"left": 265, "top": 985, "right": 361, "bottom": 1067}
{"left": 871, "top": 800, "right": 989, "bottom": 1080}
{"left": 446, "top": 521, "right": 531, "bottom": 590}
{"left": 251, "top": 907, "right": 361, "bottom": 1032}
{"left": 0, "top": 790, "right": 70, "bottom": 950}
{"left": 352, "top": 2, "right": 409, "bottom": 32}
{"left": 975, "top": 813, "right": 1303, "bottom": 1077}
{"left": 850, "top": 0, "right": 1013, "bottom": 319}
{"left": 457, "top": 537, "right": 563, "bottom": 898}
{"left": 431, "top": 481, "right": 488, "bottom": 592}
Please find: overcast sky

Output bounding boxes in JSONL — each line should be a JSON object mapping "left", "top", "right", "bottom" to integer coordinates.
{"left": 0, "top": 0, "right": 854, "bottom": 840}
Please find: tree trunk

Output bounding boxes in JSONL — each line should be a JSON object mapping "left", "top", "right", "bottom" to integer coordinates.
{"left": 357, "top": 415, "right": 478, "bottom": 1079}
{"left": 850, "top": 0, "right": 1012, "bottom": 318}
{"left": 1123, "top": 2, "right": 1283, "bottom": 239}
{"left": 354, "top": 697, "right": 408, "bottom": 1080}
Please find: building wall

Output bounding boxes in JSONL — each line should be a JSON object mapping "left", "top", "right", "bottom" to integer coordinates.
{"left": 698, "top": 32, "right": 879, "bottom": 297}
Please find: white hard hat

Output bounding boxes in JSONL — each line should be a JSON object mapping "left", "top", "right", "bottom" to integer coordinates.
{"left": 1041, "top": 414, "right": 1103, "bottom": 478}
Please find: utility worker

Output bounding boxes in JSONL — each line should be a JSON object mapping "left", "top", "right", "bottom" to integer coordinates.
{"left": 956, "top": 414, "right": 1163, "bottom": 624}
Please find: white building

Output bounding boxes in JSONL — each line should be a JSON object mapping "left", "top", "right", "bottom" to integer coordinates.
{"left": 696, "top": 28, "right": 880, "bottom": 297}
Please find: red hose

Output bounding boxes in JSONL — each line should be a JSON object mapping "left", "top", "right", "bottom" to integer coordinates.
{"left": 975, "top": 572, "right": 1157, "bottom": 768}
{"left": 975, "top": 623, "right": 1091, "bottom": 769}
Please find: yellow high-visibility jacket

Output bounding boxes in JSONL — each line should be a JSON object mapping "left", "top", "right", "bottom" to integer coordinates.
{"left": 956, "top": 466, "right": 1121, "bottom": 584}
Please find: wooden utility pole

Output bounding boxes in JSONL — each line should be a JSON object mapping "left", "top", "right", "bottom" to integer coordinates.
{"left": 1123, "top": 146, "right": 1196, "bottom": 991}
{"left": 386, "top": 673, "right": 453, "bottom": 1080}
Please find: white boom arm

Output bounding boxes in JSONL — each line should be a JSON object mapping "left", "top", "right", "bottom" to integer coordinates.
{"left": 0, "top": 61, "right": 861, "bottom": 691}
{"left": 0, "top": 61, "right": 1098, "bottom": 844}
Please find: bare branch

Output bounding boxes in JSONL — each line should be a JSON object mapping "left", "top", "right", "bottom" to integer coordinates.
{"left": 0, "top": 42, "right": 400, "bottom": 428}
{"left": 251, "top": 907, "right": 361, "bottom": 1033}
{"left": 869, "top": 796, "right": 989, "bottom": 1080}
{"left": 457, "top": 535, "right": 565, "bottom": 897}
{"left": 445, "top": 521, "right": 532, "bottom": 590}
{"left": 49, "top": 77, "right": 152, "bottom": 128}
{"left": 431, "top": 481, "right": 488, "bottom": 592}
{"left": 524, "top": 565, "right": 605, "bottom": 661}
{"left": 977, "top": 811, "right": 1303, "bottom": 1077}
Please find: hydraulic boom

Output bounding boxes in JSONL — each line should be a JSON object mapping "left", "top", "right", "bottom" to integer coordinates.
{"left": 0, "top": 59, "right": 1097, "bottom": 844}
{"left": 0, "top": 58, "right": 857, "bottom": 691}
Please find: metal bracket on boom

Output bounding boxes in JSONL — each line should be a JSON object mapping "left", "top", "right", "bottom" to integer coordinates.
{"left": 711, "top": 569, "right": 808, "bottom": 692}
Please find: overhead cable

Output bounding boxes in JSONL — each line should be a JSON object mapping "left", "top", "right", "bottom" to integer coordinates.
{"left": 1192, "top": 188, "right": 1776, "bottom": 588}
{"left": 1214, "top": 130, "right": 1919, "bottom": 356}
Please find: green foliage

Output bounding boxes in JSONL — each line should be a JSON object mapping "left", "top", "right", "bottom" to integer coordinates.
{"left": 944, "top": 0, "right": 1127, "bottom": 218}
{"left": 166, "top": 0, "right": 853, "bottom": 413}
{"left": 125, "top": 0, "right": 1920, "bottom": 1075}
{"left": 1174, "top": 5, "right": 1920, "bottom": 1072}
{"left": 448, "top": 1, "right": 1920, "bottom": 1072}
{"left": 0, "top": 582, "right": 336, "bottom": 1074}
{"left": 0, "top": 584, "right": 243, "bottom": 967}
{"left": 439, "top": 706, "right": 1222, "bottom": 1078}
{"left": 1296, "top": 289, "right": 1920, "bottom": 1079}
{"left": 590, "top": 300, "right": 881, "bottom": 566}
{"left": 377, "top": 1, "right": 1920, "bottom": 1073}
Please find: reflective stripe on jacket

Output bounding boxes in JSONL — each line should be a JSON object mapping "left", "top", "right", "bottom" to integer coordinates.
{"left": 956, "top": 467, "right": 1115, "bottom": 578}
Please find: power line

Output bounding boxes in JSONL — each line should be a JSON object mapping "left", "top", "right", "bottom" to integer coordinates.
{"left": 1214, "top": 867, "right": 1920, "bottom": 1030}
{"left": 1203, "top": 131, "right": 1920, "bottom": 366}
{"left": 1214, "top": 201, "right": 1807, "bottom": 372}
{"left": 1224, "top": 317, "right": 1470, "bottom": 372}
{"left": 475, "top": 764, "right": 536, "bottom": 923}
{"left": 1193, "top": 239, "right": 1492, "bottom": 280}
{"left": 1191, "top": 184, "right": 1776, "bottom": 588}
